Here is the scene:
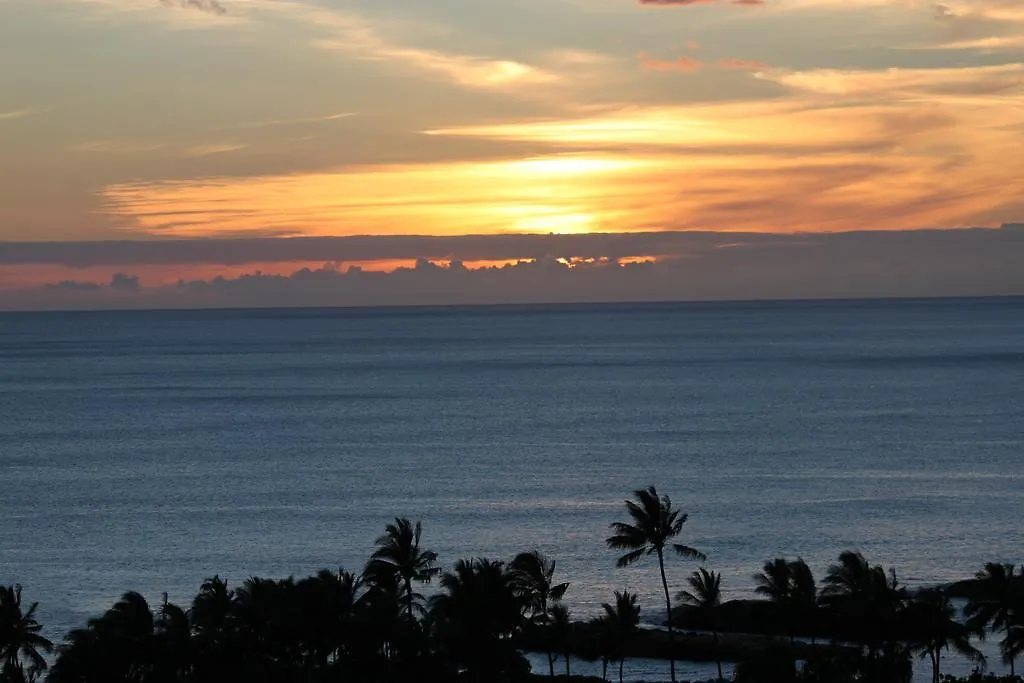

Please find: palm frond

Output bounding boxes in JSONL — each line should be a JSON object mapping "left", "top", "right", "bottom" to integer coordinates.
{"left": 615, "top": 548, "right": 646, "bottom": 568}
{"left": 673, "top": 544, "right": 707, "bottom": 561}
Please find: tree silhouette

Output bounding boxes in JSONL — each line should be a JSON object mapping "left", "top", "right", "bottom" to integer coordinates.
{"left": 607, "top": 486, "right": 705, "bottom": 683}
{"left": 907, "top": 589, "right": 984, "bottom": 683}
{"left": 600, "top": 590, "right": 640, "bottom": 683}
{"left": 365, "top": 518, "right": 441, "bottom": 627}
{"left": 549, "top": 603, "right": 574, "bottom": 677}
{"left": 429, "top": 558, "right": 526, "bottom": 682}
{"left": 509, "top": 550, "right": 569, "bottom": 676}
{"left": 754, "top": 557, "right": 817, "bottom": 645}
{"left": 49, "top": 591, "right": 157, "bottom": 683}
{"left": 0, "top": 585, "right": 53, "bottom": 683}
{"left": 788, "top": 558, "right": 817, "bottom": 642}
{"left": 189, "top": 576, "right": 237, "bottom": 683}
{"left": 821, "top": 551, "right": 910, "bottom": 681}
{"left": 754, "top": 559, "right": 793, "bottom": 641}
{"left": 153, "top": 595, "right": 192, "bottom": 683}
{"left": 1002, "top": 617, "right": 1023, "bottom": 679}
{"left": 678, "top": 568, "right": 724, "bottom": 681}
{"left": 964, "top": 562, "right": 1022, "bottom": 677}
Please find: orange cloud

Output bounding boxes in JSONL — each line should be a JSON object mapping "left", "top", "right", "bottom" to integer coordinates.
{"left": 640, "top": 55, "right": 704, "bottom": 71}
{"left": 95, "top": 60, "right": 1024, "bottom": 240}
{"left": 717, "top": 58, "right": 770, "bottom": 70}
{"left": 639, "top": 0, "right": 763, "bottom": 5}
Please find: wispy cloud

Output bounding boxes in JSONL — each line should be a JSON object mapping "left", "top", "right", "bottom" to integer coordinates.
{"left": 639, "top": 54, "right": 704, "bottom": 71}
{"left": 225, "top": 112, "right": 356, "bottom": 130}
{"left": 181, "top": 143, "right": 247, "bottom": 156}
{"left": 46, "top": 0, "right": 245, "bottom": 27}
{"left": 308, "top": 19, "right": 559, "bottom": 90}
{"left": 159, "top": 0, "right": 225, "bottom": 15}
{"left": 638, "top": 53, "right": 770, "bottom": 72}
{"left": 925, "top": 35, "right": 1024, "bottom": 50}
{"left": 638, "top": 0, "right": 764, "bottom": 6}
{"left": 0, "top": 109, "right": 35, "bottom": 121}
{"left": 757, "top": 63, "right": 1024, "bottom": 96}
{"left": 75, "top": 140, "right": 166, "bottom": 154}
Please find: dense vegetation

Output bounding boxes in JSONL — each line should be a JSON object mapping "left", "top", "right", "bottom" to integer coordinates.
{"left": 1, "top": 486, "right": 1021, "bottom": 683}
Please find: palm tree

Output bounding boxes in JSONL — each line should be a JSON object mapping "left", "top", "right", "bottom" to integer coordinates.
{"left": 754, "top": 558, "right": 817, "bottom": 644}
{"left": 365, "top": 518, "right": 441, "bottom": 626}
{"left": 601, "top": 590, "right": 641, "bottom": 683}
{"left": 429, "top": 558, "right": 526, "bottom": 682}
{"left": 549, "top": 604, "right": 574, "bottom": 677}
{"left": 190, "top": 576, "right": 236, "bottom": 683}
{"left": 964, "top": 562, "right": 1022, "bottom": 676}
{"left": 754, "top": 559, "right": 792, "bottom": 641}
{"left": 677, "top": 569, "right": 724, "bottom": 681}
{"left": 907, "top": 589, "right": 984, "bottom": 683}
{"left": 0, "top": 585, "right": 53, "bottom": 683}
{"left": 153, "top": 595, "right": 192, "bottom": 683}
{"left": 607, "top": 486, "right": 705, "bottom": 683}
{"left": 821, "top": 551, "right": 905, "bottom": 657}
{"left": 821, "top": 550, "right": 877, "bottom": 600}
{"left": 100, "top": 591, "right": 157, "bottom": 683}
{"left": 788, "top": 558, "right": 818, "bottom": 642}
{"left": 50, "top": 591, "right": 157, "bottom": 683}
{"left": 509, "top": 550, "right": 569, "bottom": 676}
{"left": 1002, "top": 618, "right": 1023, "bottom": 679}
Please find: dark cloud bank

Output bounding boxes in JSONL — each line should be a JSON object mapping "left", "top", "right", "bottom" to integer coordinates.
{"left": 2, "top": 227, "right": 1023, "bottom": 311}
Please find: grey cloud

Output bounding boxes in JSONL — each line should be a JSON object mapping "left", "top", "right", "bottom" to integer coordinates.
{"left": 4, "top": 227, "right": 1024, "bottom": 311}
{"left": 110, "top": 273, "right": 142, "bottom": 291}
{"left": 160, "top": 0, "right": 227, "bottom": 16}
{"left": 44, "top": 273, "right": 142, "bottom": 293}
{"left": 2, "top": 227, "right": 1024, "bottom": 268}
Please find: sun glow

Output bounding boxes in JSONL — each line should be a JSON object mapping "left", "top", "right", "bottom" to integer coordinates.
{"left": 99, "top": 62, "right": 1024, "bottom": 241}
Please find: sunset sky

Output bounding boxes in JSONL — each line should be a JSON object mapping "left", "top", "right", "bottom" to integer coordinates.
{"left": 1, "top": 0, "right": 1023, "bottom": 308}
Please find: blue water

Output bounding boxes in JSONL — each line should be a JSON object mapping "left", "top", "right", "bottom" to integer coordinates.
{"left": 1, "top": 298, "right": 1022, "bottom": 681}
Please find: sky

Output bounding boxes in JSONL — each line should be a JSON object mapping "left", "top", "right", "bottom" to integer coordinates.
{"left": 0, "top": 0, "right": 1023, "bottom": 309}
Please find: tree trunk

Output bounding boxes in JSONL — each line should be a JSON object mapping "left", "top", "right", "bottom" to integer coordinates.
{"left": 565, "top": 651, "right": 571, "bottom": 677}
{"left": 548, "top": 651, "right": 555, "bottom": 677}
{"left": 657, "top": 549, "right": 677, "bottom": 683}
{"left": 602, "top": 657, "right": 608, "bottom": 680}
{"left": 405, "top": 578, "right": 414, "bottom": 625}
{"left": 714, "top": 629, "right": 723, "bottom": 681}
{"left": 619, "top": 657, "right": 624, "bottom": 683}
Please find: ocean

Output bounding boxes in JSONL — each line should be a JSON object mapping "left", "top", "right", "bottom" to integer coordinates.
{"left": 1, "top": 298, "right": 1022, "bottom": 681}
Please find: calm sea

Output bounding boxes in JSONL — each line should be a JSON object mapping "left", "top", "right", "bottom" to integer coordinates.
{"left": 1, "top": 299, "right": 1022, "bottom": 680}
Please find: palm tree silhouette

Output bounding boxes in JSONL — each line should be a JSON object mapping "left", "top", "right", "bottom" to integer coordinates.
{"left": 907, "top": 589, "right": 984, "bottom": 683}
{"left": 607, "top": 486, "right": 705, "bottom": 683}
{"left": 788, "top": 558, "right": 817, "bottom": 643}
{"left": 821, "top": 551, "right": 908, "bottom": 678}
{"left": 678, "top": 568, "right": 724, "bottom": 681}
{"left": 754, "top": 557, "right": 817, "bottom": 645}
{"left": 429, "top": 558, "right": 525, "bottom": 682}
{"left": 964, "top": 562, "right": 1022, "bottom": 676}
{"left": 190, "top": 576, "right": 236, "bottom": 683}
{"left": 1003, "top": 618, "right": 1023, "bottom": 679}
{"left": 549, "top": 603, "right": 574, "bottom": 677}
{"left": 365, "top": 518, "right": 441, "bottom": 626}
{"left": 754, "top": 559, "right": 792, "bottom": 641}
{"left": 0, "top": 585, "right": 53, "bottom": 683}
{"left": 509, "top": 550, "right": 569, "bottom": 676}
{"left": 600, "top": 590, "right": 641, "bottom": 683}
{"left": 154, "top": 594, "right": 192, "bottom": 683}
{"left": 50, "top": 591, "right": 157, "bottom": 683}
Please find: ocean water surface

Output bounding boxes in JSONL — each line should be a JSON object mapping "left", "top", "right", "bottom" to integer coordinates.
{"left": 1, "top": 298, "right": 1022, "bottom": 680}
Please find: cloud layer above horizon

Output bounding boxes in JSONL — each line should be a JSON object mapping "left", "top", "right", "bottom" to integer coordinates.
{"left": 1, "top": 0, "right": 1023, "bottom": 306}
{"left": 2, "top": 227, "right": 1023, "bottom": 310}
